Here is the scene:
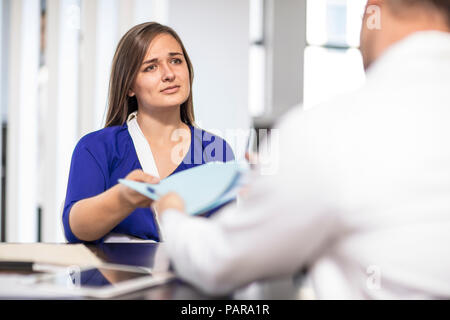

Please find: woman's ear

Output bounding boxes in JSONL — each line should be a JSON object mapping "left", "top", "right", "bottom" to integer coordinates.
{"left": 128, "top": 90, "right": 136, "bottom": 97}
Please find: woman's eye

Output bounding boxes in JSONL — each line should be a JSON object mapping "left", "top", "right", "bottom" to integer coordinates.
{"left": 145, "top": 65, "right": 157, "bottom": 72}
{"left": 171, "top": 58, "right": 182, "bottom": 64}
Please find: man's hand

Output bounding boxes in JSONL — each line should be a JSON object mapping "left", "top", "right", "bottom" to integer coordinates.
{"left": 154, "top": 192, "right": 186, "bottom": 219}
{"left": 245, "top": 151, "right": 259, "bottom": 169}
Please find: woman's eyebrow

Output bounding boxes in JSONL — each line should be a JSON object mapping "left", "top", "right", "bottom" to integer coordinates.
{"left": 143, "top": 58, "right": 158, "bottom": 65}
{"left": 142, "top": 52, "right": 183, "bottom": 65}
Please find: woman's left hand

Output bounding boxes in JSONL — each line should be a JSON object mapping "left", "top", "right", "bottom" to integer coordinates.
{"left": 154, "top": 192, "right": 186, "bottom": 219}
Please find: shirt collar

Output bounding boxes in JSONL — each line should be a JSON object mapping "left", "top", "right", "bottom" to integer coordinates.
{"left": 127, "top": 111, "right": 138, "bottom": 123}
{"left": 366, "top": 30, "right": 450, "bottom": 79}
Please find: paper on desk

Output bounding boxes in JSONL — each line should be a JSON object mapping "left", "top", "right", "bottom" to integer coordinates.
{"left": 119, "top": 161, "right": 247, "bottom": 216}
{"left": 0, "top": 243, "right": 103, "bottom": 267}
{"left": 0, "top": 275, "right": 81, "bottom": 299}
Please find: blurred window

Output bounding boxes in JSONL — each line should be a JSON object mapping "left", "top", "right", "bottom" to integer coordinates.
{"left": 304, "top": 0, "right": 367, "bottom": 109}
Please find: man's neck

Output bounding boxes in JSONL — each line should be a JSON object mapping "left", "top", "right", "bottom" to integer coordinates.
{"left": 374, "top": 9, "right": 450, "bottom": 64}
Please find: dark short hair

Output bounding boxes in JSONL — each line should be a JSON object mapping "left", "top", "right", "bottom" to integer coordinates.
{"left": 389, "top": 0, "right": 450, "bottom": 27}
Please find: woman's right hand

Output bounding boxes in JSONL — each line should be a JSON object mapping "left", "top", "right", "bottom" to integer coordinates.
{"left": 118, "top": 170, "right": 160, "bottom": 210}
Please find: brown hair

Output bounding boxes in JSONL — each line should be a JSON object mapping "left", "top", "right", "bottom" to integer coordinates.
{"left": 105, "top": 22, "right": 195, "bottom": 128}
{"left": 427, "top": 0, "right": 450, "bottom": 26}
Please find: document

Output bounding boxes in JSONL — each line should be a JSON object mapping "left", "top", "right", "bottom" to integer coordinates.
{"left": 119, "top": 161, "right": 247, "bottom": 216}
{"left": 0, "top": 243, "right": 103, "bottom": 267}
{"left": 0, "top": 274, "right": 80, "bottom": 299}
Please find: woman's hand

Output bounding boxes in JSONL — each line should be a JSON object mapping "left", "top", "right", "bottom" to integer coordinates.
{"left": 154, "top": 192, "right": 185, "bottom": 220}
{"left": 118, "top": 170, "right": 160, "bottom": 210}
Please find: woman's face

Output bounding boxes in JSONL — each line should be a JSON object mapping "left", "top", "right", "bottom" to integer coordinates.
{"left": 129, "top": 33, "right": 190, "bottom": 111}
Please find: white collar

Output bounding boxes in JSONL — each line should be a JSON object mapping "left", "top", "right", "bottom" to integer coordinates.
{"left": 366, "top": 31, "right": 450, "bottom": 80}
{"left": 127, "top": 111, "right": 160, "bottom": 178}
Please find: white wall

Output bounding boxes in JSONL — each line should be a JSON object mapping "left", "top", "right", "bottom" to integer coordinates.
{"left": 0, "top": 0, "right": 4, "bottom": 241}
{"left": 93, "top": 0, "right": 119, "bottom": 129}
{"left": 6, "top": 0, "right": 40, "bottom": 242}
{"left": 40, "top": 0, "right": 81, "bottom": 243}
{"left": 134, "top": 0, "right": 168, "bottom": 26}
{"left": 78, "top": 0, "right": 98, "bottom": 137}
{"left": 262, "top": 0, "right": 306, "bottom": 123}
{"left": 0, "top": 0, "right": 8, "bottom": 121}
{"left": 168, "top": 0, "right": 251, "bottom": 159}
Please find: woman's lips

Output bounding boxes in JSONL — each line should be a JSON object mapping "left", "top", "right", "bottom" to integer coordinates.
{"left": 161, "top": 85, "right": 180, "bottom": 94}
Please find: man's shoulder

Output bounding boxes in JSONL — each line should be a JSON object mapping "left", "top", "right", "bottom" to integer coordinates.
{"left": 276, "top": 89, "right": 370, "bottom": 130}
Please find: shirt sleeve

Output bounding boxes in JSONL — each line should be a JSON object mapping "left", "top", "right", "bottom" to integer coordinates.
{"left": 62, "top": 140, "right": 108, "bottom": 244}
{"left": 160, "top": 108, "right": 340, "bottom": 295}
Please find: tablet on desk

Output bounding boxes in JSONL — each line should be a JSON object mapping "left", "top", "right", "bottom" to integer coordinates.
{"left": 31, "top": 263, "right": 175, "bottom": 299}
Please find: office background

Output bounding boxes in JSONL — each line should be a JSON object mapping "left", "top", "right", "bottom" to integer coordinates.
{"left": 0, "top": 0, "right": 366, "bottom": 243}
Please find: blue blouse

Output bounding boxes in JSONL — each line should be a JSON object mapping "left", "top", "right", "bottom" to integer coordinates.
{"left": 63, "top": 123, "right": 235, "bottom": 244}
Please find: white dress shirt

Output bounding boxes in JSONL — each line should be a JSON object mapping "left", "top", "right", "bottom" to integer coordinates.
{"left": 160, "top": 31, "right": 450, "bottom": 299}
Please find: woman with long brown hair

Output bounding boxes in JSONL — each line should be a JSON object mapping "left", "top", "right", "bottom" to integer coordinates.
{"left": 62, "top": 22, "right": 234, "bottom": 243}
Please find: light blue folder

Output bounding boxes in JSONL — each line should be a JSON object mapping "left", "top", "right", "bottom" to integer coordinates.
{"left": 119, "top": 161, "right": 247, "bottom": 216}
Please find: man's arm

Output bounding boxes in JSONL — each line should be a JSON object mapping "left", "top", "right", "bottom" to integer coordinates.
{"left": 158, "top": 108, "right": 340, "bottom": 295}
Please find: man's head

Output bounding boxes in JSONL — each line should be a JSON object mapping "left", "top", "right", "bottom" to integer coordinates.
{"left": 360, "top": 0, "right": 450, "bottom": 70}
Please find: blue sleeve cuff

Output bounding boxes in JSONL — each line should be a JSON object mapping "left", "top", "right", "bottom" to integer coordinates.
{"left": 62, "top": 201, "right": 105, "bottom": 245}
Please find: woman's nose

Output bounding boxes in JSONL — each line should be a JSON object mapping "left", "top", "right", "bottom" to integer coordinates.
{"left": 161, "top": 64, "right": 175, "bottom": 82}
